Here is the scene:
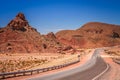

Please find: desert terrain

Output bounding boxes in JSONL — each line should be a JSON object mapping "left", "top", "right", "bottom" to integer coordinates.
{"left": 0, "top": 49, "right": 92, "bottom": 73}
{"left": 0, "top": 13, "right": 120, "bottom": 80}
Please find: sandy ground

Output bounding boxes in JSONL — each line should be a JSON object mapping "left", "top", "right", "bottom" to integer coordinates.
{"left": 5, "top": 49, "right": 94, "bottom": 80}
{"left": 0, "top": 53, "right": 79, "bottom": 73}
{"left": 3, "top": 48, "right": 120, "bottom": 80}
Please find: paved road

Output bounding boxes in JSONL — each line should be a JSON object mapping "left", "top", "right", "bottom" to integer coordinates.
{"left": 28, "top": 49, "right": 108, "bottom": 80}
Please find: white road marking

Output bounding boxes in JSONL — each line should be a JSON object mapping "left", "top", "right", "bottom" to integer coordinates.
{"left": 92, "top": 64, "right": 110, "bottom": 80}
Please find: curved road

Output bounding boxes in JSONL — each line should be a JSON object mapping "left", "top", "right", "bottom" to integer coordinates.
{"left": 28, "top": 49, "right": 108, "bottom": 80}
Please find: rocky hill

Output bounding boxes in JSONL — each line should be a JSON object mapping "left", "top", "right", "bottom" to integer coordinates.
{"left": 0, "top": 13, "right": 67, "bottom": 53}
{"left": 1, "top": 13, "right": 120, "bottom": 53}
{"left": 56, "top": 22, "right": 120, "bottom": 48}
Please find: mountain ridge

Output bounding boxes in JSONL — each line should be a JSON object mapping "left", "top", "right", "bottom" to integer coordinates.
{"left": 0, "top": 13, "right": 120, "bottom": 53}
{"left": 56, "top": 22, "right": 120, "bottom": 48}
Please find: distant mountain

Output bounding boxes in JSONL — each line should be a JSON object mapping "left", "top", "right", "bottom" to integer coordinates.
{"left": 0, "top": 13, "right": 67, "bottom": 53}
{"left": 1, "top": 13, "right": 120, "bottom": 53}
{"left": 56, "top": 22, "right": 120, "bottom": 48}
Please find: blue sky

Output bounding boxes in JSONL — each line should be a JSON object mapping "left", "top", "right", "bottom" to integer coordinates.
{"left": 0, "top": 0, "right": 120, "bottom": 34}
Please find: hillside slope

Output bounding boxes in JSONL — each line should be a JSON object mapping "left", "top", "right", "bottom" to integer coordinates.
{"left": 1, "top": 13, "right": 120, "bottom": 53}
{"left": 56, "top": 22, "right": 120, "bottom": 48}
{"left": 0, "top": 13, "right": 65, "bottom": 53}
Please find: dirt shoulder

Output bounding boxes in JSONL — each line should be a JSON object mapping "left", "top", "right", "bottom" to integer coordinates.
{"left": 100, "top": 53, "right": 120, "bottom": 80}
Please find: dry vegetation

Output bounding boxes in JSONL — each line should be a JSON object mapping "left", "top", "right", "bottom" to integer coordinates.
{"left": 0, "top": 53, "right": 49, "bottom": 73}
{"left": 0, "top": 49, "right": 92, "bottom": 73}
{"left": 104, "top": 46, "right": 120, "bottom": 60}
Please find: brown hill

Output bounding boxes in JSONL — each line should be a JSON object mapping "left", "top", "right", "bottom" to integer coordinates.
{"left": 56, "top": 22, "right": 120, "bottom": 48}
{"left": 1, "top": 13, "right": 120, "bottom": 53}
{"left": 0, "top": 13, "right": 66, "bottom": 53}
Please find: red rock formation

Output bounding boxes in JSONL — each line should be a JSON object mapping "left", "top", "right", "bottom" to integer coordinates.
{"left": 0, "top": 13, "right": 65, "bottom": 53}
{"left": 56, "top": 22, "right": 120, "bottom": 48}
{"left": 1, "top": 13, "right": 120, "bottom": 53}
{"left": 7, "top": 12, "right": 30, "bottom": 32}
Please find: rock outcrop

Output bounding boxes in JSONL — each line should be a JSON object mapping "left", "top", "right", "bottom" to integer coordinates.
{"left": 0, "top": 13, "right": 65, "bottom": 53}
{"left": 7, "top": 13, "right": 29, "bottom": 32}
{"left": 1, "top": 13, "right": 120, "bottom": 53}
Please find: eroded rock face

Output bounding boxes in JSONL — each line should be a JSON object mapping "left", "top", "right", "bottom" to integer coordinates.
{"left": 2, "top": 13, "right": 120, "bottom": 53}
{"left": 16, "top": 12, "right": 26, "bottom": 20}
{"left": 0, "top": 13, "right": 66, "bottom": 53}
{"left": 56, "top": 22, "right": 120, "bottom": 48}
{"left": 112, "top": 32, "right": 120, "bottom": 38}
{"left": 46, "top": 32, "right": 56, "bottom": 39}
{"left": 7, "top": 13, "right": 29, "bottom": 31}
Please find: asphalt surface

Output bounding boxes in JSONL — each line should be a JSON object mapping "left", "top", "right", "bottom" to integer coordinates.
{"left": 28, "top": 49, "right": 108, "bottom": 80}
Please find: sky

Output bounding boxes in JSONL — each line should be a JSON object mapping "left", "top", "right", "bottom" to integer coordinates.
{"left": 0, "top": 0, "right": 120, "bottom": 34}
